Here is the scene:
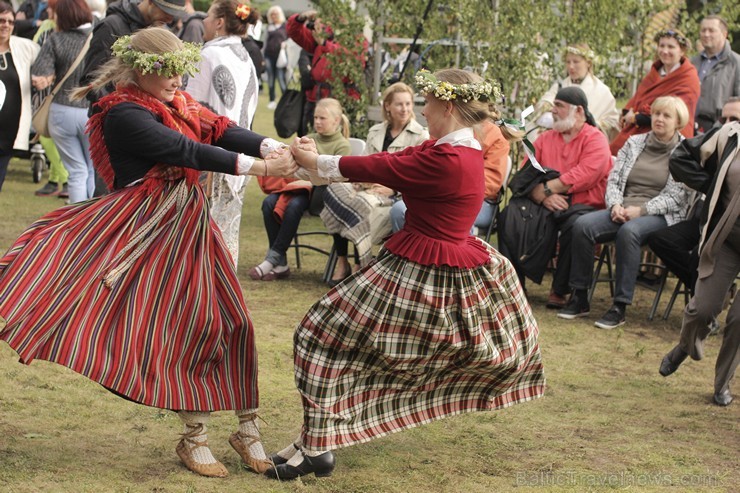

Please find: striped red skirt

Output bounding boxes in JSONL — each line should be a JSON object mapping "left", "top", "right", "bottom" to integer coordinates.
{"left": 295, "top": 239, "right": 545, "bottom": 452}
{"left": 0, "top": 179, "right": 257, "bottom": 411}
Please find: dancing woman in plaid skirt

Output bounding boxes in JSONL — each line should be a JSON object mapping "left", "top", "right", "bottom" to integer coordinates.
{"left": 265, "top": 69, "right": 546, "bottom": 480}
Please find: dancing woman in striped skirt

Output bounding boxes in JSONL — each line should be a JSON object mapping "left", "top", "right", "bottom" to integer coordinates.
{"left": 0, "top": 27, "right": 297, "bottom": 478}
{"left": 265, "top": 69, "right": 546, "bottom": 480}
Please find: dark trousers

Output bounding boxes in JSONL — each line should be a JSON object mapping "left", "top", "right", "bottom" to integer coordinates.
{"left": 679, "top": 240, "right": 740, "bottom": 394}
{"left": 647, "top": 213, "right": 701, "bottom": 295}
{"left": 0, "top": 152, "right": 11, "bottom": 192}
{"left": 551, "top": 211, "right": 589, "bottom": 296}
{"left": 262, "top": 192, "right": 310, "bottom": 266}
{"left": 300, "top": 100, "right": 316, "bottom": 137}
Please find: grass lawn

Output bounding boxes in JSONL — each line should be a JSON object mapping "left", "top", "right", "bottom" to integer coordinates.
{"left": 0, "top": 92, "right": 738, "bottom": 493}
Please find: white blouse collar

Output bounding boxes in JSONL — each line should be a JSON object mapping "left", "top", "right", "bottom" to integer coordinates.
{"left": 434, "top": 127, "right": 481, "bottom": 150}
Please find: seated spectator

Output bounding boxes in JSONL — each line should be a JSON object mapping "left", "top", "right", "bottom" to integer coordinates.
{"left": 610, "top": 29, "right": 699, "bottom": 156}
{"left": 647, "top": 97, "right": 740, "bottom": 295}
{"left": 322, "top": 82, "right": 428, "bottom": 286}
{"left": 558, "top": 96, "right": 690, "bottom": 329}
{"left": 532, "top": 43, "right": 620, "bottom": 141}
{"left": 391, "top": 113, "right": 519, "bottom": 235}
{"left": 659, "top": 119, "right": 740, "bottom": 407}
{"left": 692, "top": 15, "right": 740, "bottom": 134}
{"left": 250, "top": 98, "right": 350, "bottom": 281}
{"left": 499, "top": 87, "right": 612, "bottom": 306}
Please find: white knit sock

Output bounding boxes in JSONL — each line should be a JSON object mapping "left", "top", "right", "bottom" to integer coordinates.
{"left": 257, "top": 260, "right": 274, "bottom": 276}
{"left": 286, "top": 448, "right": 305, "bottom": 466}
{"left": 178, "top": 411, "right": 218, "bottom": 465}
{"left": 274, "top": 439, "right": 301, "bottom": 461}
{"left": 235, "top": 410, "right": 267, "bottom": 460}
{"left": 272, "top": 264, "right": 289, "bottom": 273}
{"left": 302, "top": 447, "right": 327, "bottom": 457}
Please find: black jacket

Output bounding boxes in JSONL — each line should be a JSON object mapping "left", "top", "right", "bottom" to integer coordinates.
{"left": 81, "top": 0, "right": 148, "bottom": 105}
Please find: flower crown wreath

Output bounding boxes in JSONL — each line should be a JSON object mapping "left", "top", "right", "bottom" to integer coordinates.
{"left": 414, "top": 69, "right": 502, "bottom": 103}
{"left": 653, "top": 29, "right": 689, "bottom": 48}
{"left": 111, "top": 35, "right": 202, "bottom": 78}
{"left": 235, "top": 4, "right": 251, "bottom": 21}
{"left": 565, "top": 45, "right": 596, "bottom": 61}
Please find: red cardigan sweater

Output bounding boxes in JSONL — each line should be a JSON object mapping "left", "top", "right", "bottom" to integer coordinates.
{"left": 610, "top": 58, "right": 700, "bottom": 155}
{"left": 338, "top": 140, "right": 489, "bottom": 268}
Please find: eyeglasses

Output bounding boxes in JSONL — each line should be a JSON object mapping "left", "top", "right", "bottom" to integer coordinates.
{"left": 0, "top": 18, "right": 15, "bottom": 26}
{"left": 719, "top": 116, "right": 739, "bottom": 124}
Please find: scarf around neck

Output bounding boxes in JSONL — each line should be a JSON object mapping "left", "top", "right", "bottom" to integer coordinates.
{"left": 87, "top": 85, "right": 232, "bottom": 191}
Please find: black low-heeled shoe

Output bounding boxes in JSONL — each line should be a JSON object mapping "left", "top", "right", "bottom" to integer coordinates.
{"left": 265, "top": 451, "right": 335, "bottom": 480}
{"left": 270, "top": 443, "right": 300, "bottom": 466}
{"left": 659, "top": 345, "right": 688, "bottom": 377}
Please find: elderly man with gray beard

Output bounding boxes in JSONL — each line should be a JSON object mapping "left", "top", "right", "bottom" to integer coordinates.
{"left": 501, "top": 87, "right": 612, "bottom": 307}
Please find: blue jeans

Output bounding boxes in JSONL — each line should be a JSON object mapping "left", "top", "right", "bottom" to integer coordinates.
{"left": 49, "top": 103, "right": 94, "bottom": 203}
{"left": 265, "top": 55, "right": 287, "bottom": 103}
{"left": 391, "top": 198, "right": 492, "bottom": 233}
{"left": 390, "top": 200, "right": 407, "bottom": 232}
{"left": 569, "top": 209, "right": 667, "bottom": 304}
{"left": 262, "top": 192, "right": 309, "bottom": 266}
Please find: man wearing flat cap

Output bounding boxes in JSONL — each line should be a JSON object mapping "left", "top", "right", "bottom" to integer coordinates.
{"left": 81, "top": 0, "right": 188, "bottom": 107}
{"left": 527, "top": 86, "right": 613, "bottom": 309}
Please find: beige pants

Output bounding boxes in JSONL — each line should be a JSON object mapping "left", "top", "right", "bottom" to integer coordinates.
{"left": 679, "top": 241, "right": 740, "bottom": 394}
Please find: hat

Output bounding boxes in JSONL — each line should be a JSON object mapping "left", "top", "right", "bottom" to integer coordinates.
{"left": 554, "top": 86, "right": 597, "bottom": 127}
{"left": 151, "top": 0, "right": 188, "bottom": 19}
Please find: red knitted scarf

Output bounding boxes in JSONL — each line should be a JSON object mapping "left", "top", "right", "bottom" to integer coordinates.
{"left": 87, "top": 86, "right": 232, "bottom": 191}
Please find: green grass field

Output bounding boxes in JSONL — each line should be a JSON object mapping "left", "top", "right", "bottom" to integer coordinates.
{"left": 0, "top": 92, "right": 737, "bottom": 493}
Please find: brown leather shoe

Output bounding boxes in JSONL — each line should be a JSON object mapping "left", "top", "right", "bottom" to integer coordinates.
{"left": 176, "top": 434, "right": 229, "bottom": 478}
{"left": 229, "top": 413, "right": 272, "bottom": 474}
{"left": 229, "top": 432, "right": 273, "bottom": 473}
{"left": 546, "top": 291, "right": 568, "bottom": 309}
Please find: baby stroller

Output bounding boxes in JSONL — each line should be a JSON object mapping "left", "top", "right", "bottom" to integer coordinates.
{"left": 29, "top": 134, "right": 47, "bottom": 184}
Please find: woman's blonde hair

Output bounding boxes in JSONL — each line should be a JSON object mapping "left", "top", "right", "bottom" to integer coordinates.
{"left": 71, "top": 27, "right": 185, "bottom": 101}
{"left": 651, "top": 96, "right": 690, "bottom": 130}
{"left": 433, "top": 69, "right": 523, "bottom": 144}
{"left": 266, "top": 5, "right": 285, "bottom": 24}
{"left": 381, "top": 82, "right": 416, "bottom": 125}
{"left": 563, "top": 42, "right": 594, "bottom": 73}
{"left": 316, "top": 98, "right": 350, "bottom": 139}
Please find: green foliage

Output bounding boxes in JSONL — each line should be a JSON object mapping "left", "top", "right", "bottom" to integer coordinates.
{"left": 310, "top": 0, "right": 737, "bottom": 138}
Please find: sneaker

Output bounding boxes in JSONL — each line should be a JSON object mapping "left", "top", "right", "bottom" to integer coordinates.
{"left": 58, "top": 183, "right": 69, "bottom": 199}
{"left": 557, "top": 296, "right": 590, "bottom": 319}
{"left": 35, "top": 181, "right": 59, "bottom": 196}
{"left": 546, "top": 291, "right": 568, "bottom": 309}
{"left": 267, "top": 101, "right": 277, "bottom": 110}
{"left": 594, "top": 305, "right": 626, "bottom": 330}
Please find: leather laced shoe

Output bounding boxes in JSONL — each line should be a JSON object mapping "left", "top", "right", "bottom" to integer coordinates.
{"left": 557, "top": 295, "right": 590, "bottom": 320}
{"left": 546, "top": 291, "right": 568, "bottom": 309}
{"left": 713, "top": 389, "right": 733, "bottom": 406}
{"left": 176, "top": 425, "right": 228, "bottom": 478}
{"left": 229, "top": 414, "right": 272, "bottom": 473}
{"left": 264, "top": 450, "right": 335, "bottom": 480}
{"left": 659, "top": 345, "right": 688, "bottom": 377}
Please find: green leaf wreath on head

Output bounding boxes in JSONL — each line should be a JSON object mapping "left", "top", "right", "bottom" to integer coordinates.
{"left": 111, "top": 35, "right": 202, "bottom": 78}
{"left": 414, "top": 69, "right": 502, "bottom": 104}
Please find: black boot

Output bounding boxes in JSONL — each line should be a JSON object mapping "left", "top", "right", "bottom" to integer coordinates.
{"left": 659, "top": 345, "right": 688, "bottom": 377}
{"left": 265, "top": 450, "right": 335, "bottom": 480}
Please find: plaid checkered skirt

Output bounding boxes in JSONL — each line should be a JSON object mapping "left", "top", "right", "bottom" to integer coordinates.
{"left": 295, "top": 238, "right": 545, "bottom": 452}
